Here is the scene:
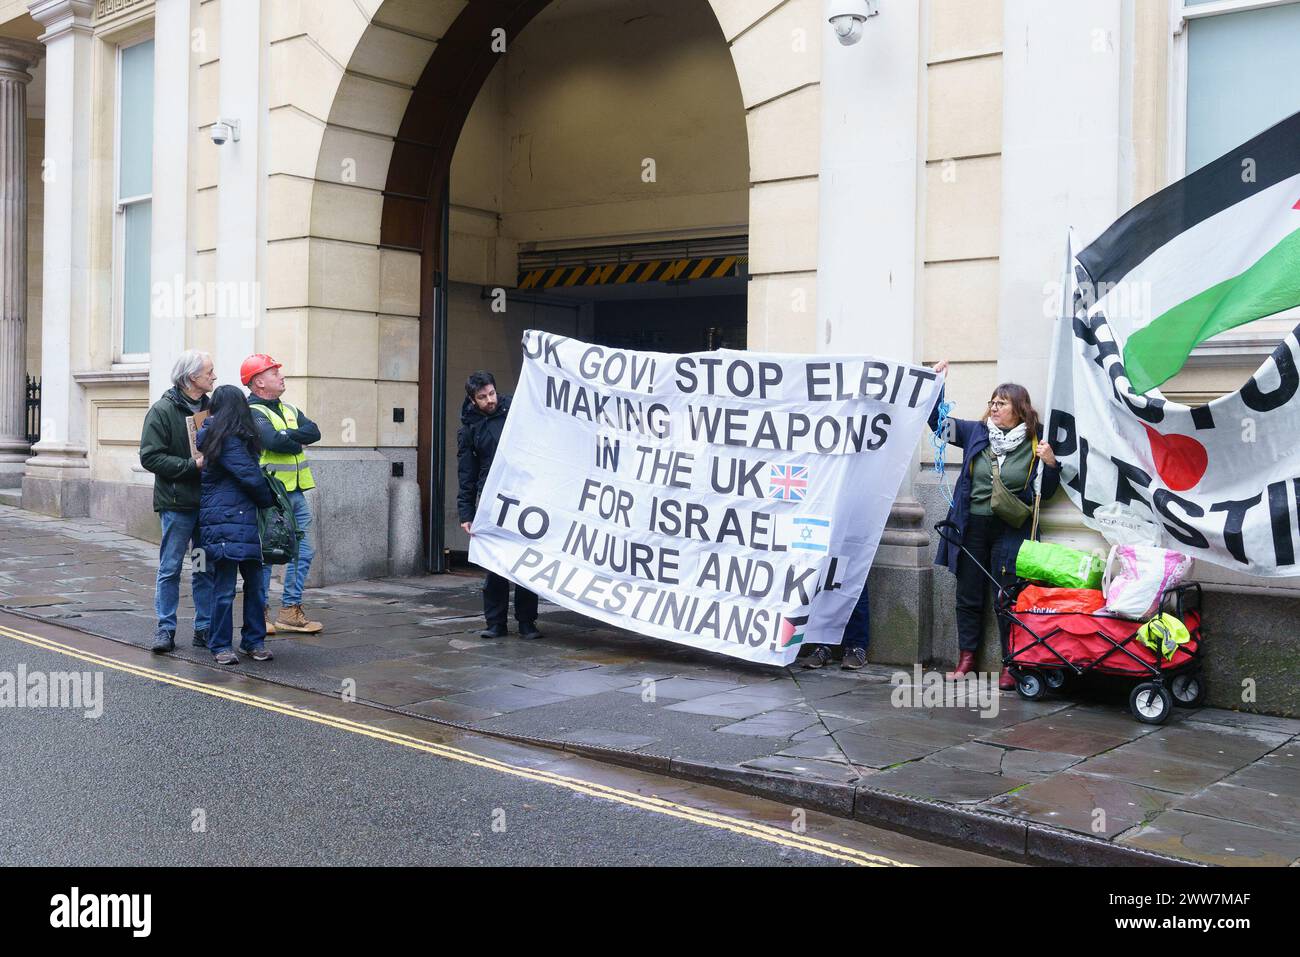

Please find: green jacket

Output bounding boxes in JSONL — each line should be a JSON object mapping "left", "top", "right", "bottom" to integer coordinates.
{"left": 139, "top": 387, "right": 210, "bottom": 513}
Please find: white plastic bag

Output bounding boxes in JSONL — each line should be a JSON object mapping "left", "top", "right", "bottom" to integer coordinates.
{"left": 1101, "top": 544, "right": 1194, "bottom": 620}
{"left": 1092, "top": 503, "right": 1162, "bottom": 548}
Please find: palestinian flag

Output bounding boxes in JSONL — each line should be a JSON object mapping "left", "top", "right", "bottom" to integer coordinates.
{"left": 777, "top": 612, "right": 807, "bottom": 649}
{"left": 1077, "top": 110, "right": 1300, "bottom": 394}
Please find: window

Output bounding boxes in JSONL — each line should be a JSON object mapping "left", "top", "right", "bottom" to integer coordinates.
{"left": 115, "top": 38, "right": 154, "bottom": 362}
{"left": 1169, "top": 0, "right": 1300, "bottom": 359}
{"left": 1179, "top": 0, "right": 1300, "bottom": 174}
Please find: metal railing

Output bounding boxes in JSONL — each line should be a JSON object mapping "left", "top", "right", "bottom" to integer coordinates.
{"left": 25, "top": 375, "right": 39, "bottom": 445}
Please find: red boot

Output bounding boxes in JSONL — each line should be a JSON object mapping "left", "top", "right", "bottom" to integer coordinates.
{"left": 999, "top": 667, "right": 1017, "bottom": 691}
{"left": 946, "top": 650, "right": 976, "bottom": 680}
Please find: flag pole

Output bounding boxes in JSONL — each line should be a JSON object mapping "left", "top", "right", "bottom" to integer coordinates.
{"left": 1033, "top": 228, "right": 1076, "bottom": 541}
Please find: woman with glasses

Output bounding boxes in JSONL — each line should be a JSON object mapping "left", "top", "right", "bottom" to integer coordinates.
{"left": 928, "top": 361, "right": 1061, "bottom": 689}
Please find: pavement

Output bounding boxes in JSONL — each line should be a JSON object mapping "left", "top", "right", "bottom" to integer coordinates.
{"left": 2, "top": 504, "right": 1299, "bottom": 867}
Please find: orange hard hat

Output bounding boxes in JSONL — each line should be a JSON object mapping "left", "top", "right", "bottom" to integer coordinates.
{"left": 240, "top": 353, "right": 281, "bottom": 386}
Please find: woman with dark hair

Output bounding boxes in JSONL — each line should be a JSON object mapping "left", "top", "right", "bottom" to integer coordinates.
{"left": 197, "top": 384, "right": 276, "bottom": 665}
{"left": 929, "top": 360, "right": 1061, "bottom": 689}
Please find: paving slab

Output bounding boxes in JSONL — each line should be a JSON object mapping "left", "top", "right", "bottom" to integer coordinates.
{"left": 831, "top": 730, "right": 946, "bottom": 769}
{"left": 999, "top": 749, "right": 1083, "bottom": 776}
{"left": 777, "top": 735, "right": 851, "bottom": 763}
{"left": 922, "top": 742, "right": 1009, "bottom": 774}
{"left": 664, "top": 691, "right": 802, "bottom": 720}
{"left": 1070, "top": 750, "right": 1233, "bottom": 795}
{"left": 979, "top": 721, "right": 1135, "bottom": 758}
{"left": 554, "top": 728, "right": 660, "bottom": 750}
{"left": 401, "top": 697, "right": 503, "bottom": 724}
{"left": 617, "top": 676, "right": 744, "bottom": 701}
{"left": 1119, "top": 810, "right": 1300, "bottom": 866}
{"left": 1220, "top": 754, "right": 1300, "bottom": 796}
{"left": 517, "top": 670, "right": 641, "bottom": 697}
{"left": 1172, "top": 782, "right": 1300, "bottom": 835}
{"left": 740, "top": 754, "right": 865, "bottom": 784}
{"left": 1185, "top": 708, "right": 1300, "bottom": 737}
{"left": 442, "top": 685, "right": 576, "bottom": 714}
{"left": 869, "top": 761, "right": 1028, "bottom": 804}
{"left": 1106, "top": 724, "right": 1291, "bottom": 771}
{"left": 984, "top": 772, "right": 1176, "bottom": 838}
{"left": 846, "top": 714, "right": 983, "bottom": 748}
{"left": 717, "top": 710, "right": 822, "bottom": 738}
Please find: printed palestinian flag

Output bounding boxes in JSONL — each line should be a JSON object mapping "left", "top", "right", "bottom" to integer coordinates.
{"left": 1077, "top": 110, "right": 1300, "bottom": 394}
{"left": 777, "top": 612, "right": 808, "bottom": 649}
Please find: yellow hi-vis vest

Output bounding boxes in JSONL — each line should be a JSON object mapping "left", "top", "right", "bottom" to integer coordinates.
{"left": 251, "top": 401, "right": 316, "bottom": 492}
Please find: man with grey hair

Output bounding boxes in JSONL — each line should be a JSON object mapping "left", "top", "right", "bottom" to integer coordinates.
{"left": 140, "top": 350, "right": 217, "bottom": 653}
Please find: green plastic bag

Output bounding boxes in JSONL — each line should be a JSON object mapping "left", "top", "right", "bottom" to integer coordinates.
{"left": 1015, "top": 540, "right": 1104, "bottom": 589}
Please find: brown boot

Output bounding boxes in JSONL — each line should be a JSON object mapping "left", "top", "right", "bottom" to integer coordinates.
{"left": 275, "top": 604, "right": 323, "bottom": 634}
{"left": 945, "top": 650, "right": 976, "bottom": 680}
{"left": 264, "top": 611, "right": 276, "bottom": 636}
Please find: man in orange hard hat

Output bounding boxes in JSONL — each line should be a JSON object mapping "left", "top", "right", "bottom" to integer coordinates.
{"left": 241, "top": 353, "right": 324, "bottom": 636}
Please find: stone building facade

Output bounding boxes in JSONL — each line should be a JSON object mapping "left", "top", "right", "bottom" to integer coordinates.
{"left": 0, "top": 0, "right": 1295, "bottom": 711}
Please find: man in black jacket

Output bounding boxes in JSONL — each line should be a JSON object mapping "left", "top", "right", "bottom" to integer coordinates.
{"left": 457, "top": 370, "right": 540, "bottom": 640}
{"left": 139, "top": 350, "right": 216, "bottom": 653}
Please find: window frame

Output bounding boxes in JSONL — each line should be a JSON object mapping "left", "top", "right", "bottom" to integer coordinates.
{"left": 112, "top": 35, "right": 154, "bottom": 367}
{"left": 1166, "top": 0, "right": 1300, "bottom": 363}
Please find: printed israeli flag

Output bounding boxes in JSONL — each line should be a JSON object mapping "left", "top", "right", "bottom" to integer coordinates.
{"left": 777, "top": 515, "right": 830, "bottom": 554}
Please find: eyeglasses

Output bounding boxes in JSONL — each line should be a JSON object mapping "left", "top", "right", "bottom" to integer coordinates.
{"left": 987, "top": 399, "right": 1011, "bottom": 409}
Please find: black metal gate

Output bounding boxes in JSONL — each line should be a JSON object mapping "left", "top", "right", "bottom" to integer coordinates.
{"left": 25, "top": 375, "right": 39, "bottom": 444}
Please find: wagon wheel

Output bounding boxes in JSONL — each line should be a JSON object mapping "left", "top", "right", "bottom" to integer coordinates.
{"left": 1044, "top": 668, "right": 1066, "bottom": 690}
{"left": 1016, "top": 670, "right": 1048, "bottom": 701}
{"left": 1129, "top": 682, "right": 1173, "bottom": 725}
{"left": 1170, "top": 672, "right": 1206, "bottom": 708}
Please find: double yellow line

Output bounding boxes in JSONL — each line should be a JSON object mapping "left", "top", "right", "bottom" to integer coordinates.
{"left": 0, "top": 623, "right": 906, "bottom": 867}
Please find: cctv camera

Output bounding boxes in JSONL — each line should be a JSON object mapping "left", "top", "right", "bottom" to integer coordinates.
{"left": 210, "top": 118, "right": 240, "bottom": 146}
{"left": 828, "top": 0, "right": 879, "bottom": 46}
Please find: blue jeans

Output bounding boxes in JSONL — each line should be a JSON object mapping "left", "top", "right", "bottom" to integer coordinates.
{"left": 261, "top": 489, "right": 314, "bottom": 608}
{"left": 841, "top": 583, "right": 870, "bottom": 651}
{"left": 155, "top": 509, "right": 214, "bottom": 635}
{"left": 210, "top": 558, "right": 268, "bottom": 653}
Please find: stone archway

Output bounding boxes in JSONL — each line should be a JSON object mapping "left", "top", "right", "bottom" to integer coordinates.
{"left": 295, "top": 0, "right": 821, "bottom": 567}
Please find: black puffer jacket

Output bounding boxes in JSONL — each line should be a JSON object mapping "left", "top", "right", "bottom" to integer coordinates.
{"left": 456, "top": 394, "right": 512, "bottom": 522}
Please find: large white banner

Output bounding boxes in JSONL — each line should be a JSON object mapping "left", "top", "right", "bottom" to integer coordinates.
{"left": 1047, "top": 232, "right": 1300, "bottom": 577}
{"left": 468, "top": 331, "right": 942, "bottom": 666}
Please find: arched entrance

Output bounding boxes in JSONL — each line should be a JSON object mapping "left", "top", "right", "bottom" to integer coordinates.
{"left": 304, "top": 0, "right": 813, "bottom": 572}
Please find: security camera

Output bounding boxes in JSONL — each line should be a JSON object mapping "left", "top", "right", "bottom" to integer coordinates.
{"left": 210, "top": 118, "right": 240, "bottom": 146}
{"left": 829, "top": 0, "right": 879, "bottom": 46}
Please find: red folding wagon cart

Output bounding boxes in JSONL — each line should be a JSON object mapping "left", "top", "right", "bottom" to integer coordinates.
{"left": 935, "top": 521, "right": 1206, "bottom": 724}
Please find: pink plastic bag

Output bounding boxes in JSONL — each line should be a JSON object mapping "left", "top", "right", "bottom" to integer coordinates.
{"left": 1101, "top": 544, "right": 1193, "bottom": 620}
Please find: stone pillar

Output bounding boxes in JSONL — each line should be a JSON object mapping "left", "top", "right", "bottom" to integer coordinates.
{"left": 215, "top": 0, "right": 262, "bottom": 380}
{"left": 817, "top": 0, "right": 932, "bottom": 664}
{"left": 22, "top": 0, "right": 94, "bottom": 517}
{"left": 0, "top": 39, "right": 43, "bottom": 487}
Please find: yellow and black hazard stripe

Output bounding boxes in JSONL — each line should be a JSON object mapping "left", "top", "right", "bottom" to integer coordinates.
{"left": 518, "top": 255, "right": 747, "bottom": 291}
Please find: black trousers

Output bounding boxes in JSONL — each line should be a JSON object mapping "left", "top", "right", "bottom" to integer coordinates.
{"left": 484, "top": 572, "right": 538, "bottom": 628}
{"left": 954, "top": 514, "right": 1018, "bottom": 655}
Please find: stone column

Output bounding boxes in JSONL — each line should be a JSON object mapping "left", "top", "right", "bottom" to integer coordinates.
{"left": 0, "top": 39, "right": 43, "bottom": 487}
{"left": 817, "top": 0, "right": 932, "bottom": 665}
{"left": 22, "top": 0, "right": 94, "bottom": 516}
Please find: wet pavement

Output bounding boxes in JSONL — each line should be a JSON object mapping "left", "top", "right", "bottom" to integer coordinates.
{"left": 2, "top": 506, "right": 1299, "bottom": 866}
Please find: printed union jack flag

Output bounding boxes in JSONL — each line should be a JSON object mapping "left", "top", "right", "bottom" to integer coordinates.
{"left": 768, "top": 464, "right": 809, "bottom": 501}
